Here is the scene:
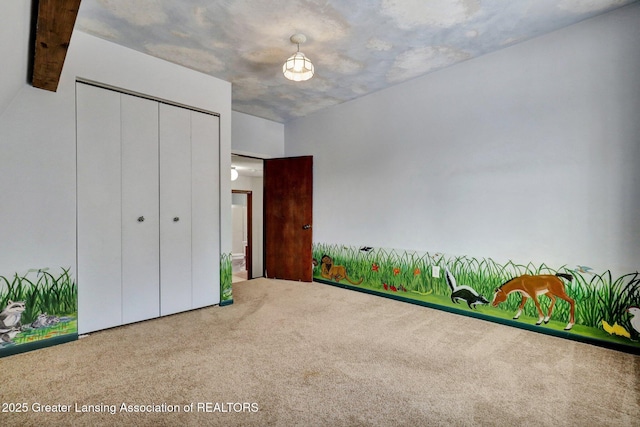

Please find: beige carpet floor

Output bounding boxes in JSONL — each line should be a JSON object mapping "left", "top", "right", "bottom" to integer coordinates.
{"left": 2, "top": 278, "right": 639, "bottom": 426}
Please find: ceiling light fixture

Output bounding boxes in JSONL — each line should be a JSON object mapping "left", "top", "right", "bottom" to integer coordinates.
{"left": 231, "top": 166, "right": 238, "bottom": 181}
{"left": 283, "top": 34, "right": 314, "bottom": 82}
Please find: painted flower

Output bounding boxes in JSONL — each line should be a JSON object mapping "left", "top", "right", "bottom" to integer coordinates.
{"left": 390, "top": 285, "right": 397, "bottom": 292}
{"left": 372, "top": 263, "right": 379, "bottom": 272}
{"left": 413, "top": 268, "right": 421, "bottom": 276}
{"left": 393, "top": 268, "right": 400, "bottom": 276}
{"left": 383, "top": 283, "right": 388, "bottom": 290}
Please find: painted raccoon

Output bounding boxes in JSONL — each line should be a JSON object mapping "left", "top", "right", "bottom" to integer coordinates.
{"left": 0, "top": 300, "right": 26, "bottom": 344}
{"left": 0, "top": 300, "right": 26, "bottom": 329}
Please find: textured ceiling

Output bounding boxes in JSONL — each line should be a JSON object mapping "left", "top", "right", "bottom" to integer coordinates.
{"left": 76, "top": 0, "right": 635, "bottom": 123}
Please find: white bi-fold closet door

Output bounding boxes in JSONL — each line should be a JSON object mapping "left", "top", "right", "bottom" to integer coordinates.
{"left": 77, "top": 82, "right": 220, "bottom": 334}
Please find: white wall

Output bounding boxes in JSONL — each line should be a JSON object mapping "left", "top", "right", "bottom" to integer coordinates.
{"left": 285, "top": 4, "right": 640, "bottom": 275}
{"left": 231, "top": 204, "right": 247, "bottom": 256}
{"left": 232, "top": 111, "right": 284, "bottom": 158}
{"left": 0, "top": 26, "right": 232, "bottom": 278}
{"left": 0, "top": 0, "right": 30, "bottom": 117}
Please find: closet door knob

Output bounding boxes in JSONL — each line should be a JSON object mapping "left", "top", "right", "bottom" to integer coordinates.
{"left": 137, "top": 216, "right": 145, "bottom": 222}
{"left": 173, "top": 217, "right": 180, "bottom": 222}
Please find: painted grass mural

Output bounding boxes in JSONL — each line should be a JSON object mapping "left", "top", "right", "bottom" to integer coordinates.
{"left": 0, "top": 268, "right": 77, "bottom": 350}
{"left": 313, "top": 243, "right": 640, "bottom": 353}
{"left": 220, "top": 253, "right": 233, "bottom": 304}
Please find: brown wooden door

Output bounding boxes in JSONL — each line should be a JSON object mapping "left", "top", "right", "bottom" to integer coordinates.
{"left": 264, "top": 156, "right": 313, "bottom": 281}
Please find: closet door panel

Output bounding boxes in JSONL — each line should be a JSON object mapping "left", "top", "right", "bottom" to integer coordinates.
{"left": 191, "top": 112, "right": 220, "bottom": 307}
{"left": 159, "top": 104, "right": 192, "bottom": 315}
{"left": 76, "top": 83, "right": 123, "bottom": 334}
{"left": 121, "top": 94, "right": 160, "bottom": 324}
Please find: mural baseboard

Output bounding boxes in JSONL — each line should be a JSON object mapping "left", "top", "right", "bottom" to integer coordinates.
{"left": 0, "top": 267, "right": 78, "bottom": 357}
{"left": 314, "top": 277, "right": 640, "bottom": 355}
{"left": 0, "top": 333, "right": 78, "bottom": 358}
{"left": 313, "top": 243, "right": 640, "bottom": 355}
{"left": 220, "top": 299, "right": 234, "bottom": 307}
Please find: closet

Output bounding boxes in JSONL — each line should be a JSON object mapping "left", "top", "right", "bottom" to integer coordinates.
{"left": 76, "top": 82, "right": 220, "bottom": 334}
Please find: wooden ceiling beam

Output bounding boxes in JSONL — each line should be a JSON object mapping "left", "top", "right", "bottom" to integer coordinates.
{"left": 32, "top": 0, "right": 82, "bottom": 92}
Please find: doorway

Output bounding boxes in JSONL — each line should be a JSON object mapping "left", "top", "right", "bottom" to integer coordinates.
{"left": 231, "top": 154, "right": 264, "bottom": 280}
{"left": 231, "top": 190, "right": 252, "bottom": 282}
{"left": 231, "top": 154, "right": 312, "bottom": 281}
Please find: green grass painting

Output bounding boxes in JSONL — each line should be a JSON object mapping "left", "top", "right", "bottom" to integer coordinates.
{"left": 313, "top": 243, "right": 640, "bottom": 351}
{"left": 0, "top": 267, "right": 77, "bottom": 348}
{"left": 220, "top": 253, "right": 233, "bottom": 303}
{"left": 0, "top": 268, "right": 77, "bottom": 325}
{"left": 12, "top": 320, "right": 78, "bottom": 345}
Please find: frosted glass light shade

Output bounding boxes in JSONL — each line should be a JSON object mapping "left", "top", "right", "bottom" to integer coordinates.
{"left": 231, "top": 167, "right": 238, "bottom": 181}
{"left": 283, "top": 52, "right": 314, "bottom": 82}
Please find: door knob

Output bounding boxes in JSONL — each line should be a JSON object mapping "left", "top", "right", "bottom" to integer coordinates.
{"left": 137, "top": 216, "right": 145, "bottom": 222}
{"left": 173, "top": 217, "right": 180, "bottom": 222}
{"left": 302, "top": 224, "right": 311, "bottom": 230}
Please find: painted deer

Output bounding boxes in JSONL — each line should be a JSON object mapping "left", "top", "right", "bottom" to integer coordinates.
{"left": 491, "top": 273, "right": 575, "bottom": 330}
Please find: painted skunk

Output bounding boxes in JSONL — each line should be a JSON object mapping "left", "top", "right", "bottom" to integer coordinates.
{"left": 445, "top": 268, "right": 489, "bottom": 309}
